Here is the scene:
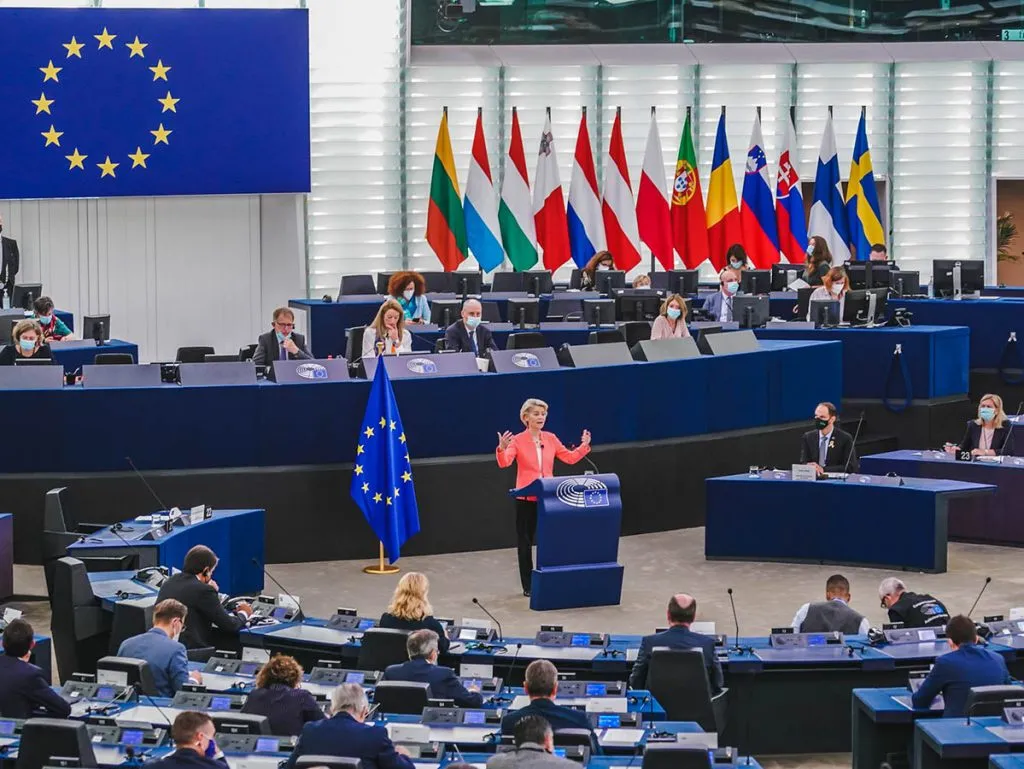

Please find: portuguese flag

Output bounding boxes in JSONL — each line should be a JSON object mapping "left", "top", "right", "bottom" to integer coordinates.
{"left": 670, "top": 108, "right": 709, "bottom": 269}
{"left": 426, "top": 109, "right": 468, "bottom": 272}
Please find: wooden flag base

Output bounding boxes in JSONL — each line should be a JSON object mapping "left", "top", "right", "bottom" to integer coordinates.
{"left": 363, "top": 542, "right": 399, "bottom": 575}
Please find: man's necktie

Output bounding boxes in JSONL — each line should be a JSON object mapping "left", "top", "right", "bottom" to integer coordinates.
{"left": 818, "top": 435, "right": 828, "bottom": 467}
{"left": 471, "top": 330, "right": 478, "bottom": 355}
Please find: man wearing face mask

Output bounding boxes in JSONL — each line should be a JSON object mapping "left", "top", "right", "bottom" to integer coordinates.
{"left": 117, "top": 599, "right": 202, "bottom": 696}
{"left": 702, "top": 268, "right": 741, "bottom": 323}
{"left": 799, "top": 401, "right": 859, "bottom": 475}
{"left": 444, "top": 298, "right": 497, "bottom": 355}
{"left": 0, "top": 213, "right": 19, "bottom": 302}
{"left": 253, "top": 307, "right": 312, "bottom": 378}
{"left": 145, "top": 711, "right": 228, "bottom": 769}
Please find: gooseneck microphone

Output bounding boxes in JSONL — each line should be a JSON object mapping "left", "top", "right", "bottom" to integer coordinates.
{"left": 967, "top": 576, "right": 992, "bottom": 618}
{"left": 471, "top": 597, "right": 504, "bottom": 642}
{"left": 253, "top": 557, "right": 305, "bottom": 621}
{"left": 842, "top": 411, "right": 866, "bottom": 476}
{"left": 499, "top": 641, "right": 522, "bottom": 697}
{"left": 999, "top": 402, "right": 1024, "bottom": 456}
{"left": 126, "top": 456, "right": 171, "bottom": 514}
{"left": 727, "top": 588, "right": 741, "bottom": 652}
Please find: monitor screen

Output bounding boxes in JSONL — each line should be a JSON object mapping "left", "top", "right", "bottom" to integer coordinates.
{"left": 357, "top": 619, "right": 374, "bottom": 630}
{"left": 570, "top": 634, "right": 590, "bottom": 647}
{"left": 344, "top": 672, "right": 365, "bottom": 684}
{"left": 255, "top": 738, "right": 279, "bottom": 753}
{"left": 597, "top": 714, "right": 621, "bottom": 728}
{"left": 238, "top": 662, "right": 260, "bottom": 676}
{"left": 463, "top": 710, "right": 486, "bottom": 725}
{"left": 120, "top": 730, "right": 144, "bottom": 746}
{"left": 918, "top": 629, "right": 936, "bottom": 641}
{"left": 0, "top": 720, "right": 15, "bottom": 736}
{"left": 210, "top": 696, "right": 232, "bottom": 711}
{"left": 554, "top": 749, "right": 567, "bottom": 758}
{"left": 270, "top": 606, "right": 289, "bottom": 620}
{"left": 95, "top": 686, "right": 115, "bottom": 700}
{"left": 585, "top": 683, "right": 607, "bottom": 696}
{"left": 463, "top": 679, "right": 481, "bottom": 691}
{"left": 805, "top": 634, "right": 827, "bottom": 646}
{"left": 459, "top": 628, "right": 477, "bottom": 640}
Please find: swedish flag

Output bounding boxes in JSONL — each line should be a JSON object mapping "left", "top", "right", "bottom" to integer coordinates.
{"left": 846, "top": 108, "right": 886, "bottom": 260}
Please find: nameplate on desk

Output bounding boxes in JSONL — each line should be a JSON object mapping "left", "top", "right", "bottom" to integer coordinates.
{"left": 489, "top": 348, "right": 559, "bottom": 374}
{"left": 363, "top": 352, "right": 479, "bottom": 379}
{"left": 82, "top": 364, "right": 162, "bottom": 389}
{"left": 178, "top": 361, "right": 257, "bottom": 387}
{"left": 791, "top": 464, "right": 818, "bottom": 482}
{"left": 272, "top": 358, "right": 350, "bottom": 383}
{"left": 189, "top": 505, "right": 205, "bottom": 525}
{"left": 0, "top": 364, "right": 64, "bottom": 390}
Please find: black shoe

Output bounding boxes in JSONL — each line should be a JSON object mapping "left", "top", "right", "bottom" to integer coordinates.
{"left": 523, "top": 590, "right": 531, "bottom": 597}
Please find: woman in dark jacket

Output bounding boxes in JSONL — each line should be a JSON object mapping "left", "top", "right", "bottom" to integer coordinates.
{"left": 378, "top": 571, "right": 450, "bottom": 654}
{"left": 946, "top": 393, "right": 1017, "bottom": 457}
{"left": 803, "top": 236, "right": 833, "bottom": 287}
{"left": 241, "top": 654, "right": 324, "bottom": 736}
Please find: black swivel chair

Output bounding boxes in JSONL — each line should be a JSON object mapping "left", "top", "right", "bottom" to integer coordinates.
{"left": 622, "top": 321, "right": 652, "bottom": 348}
{"left": 506, "top": 332, "right": 547, "bottom": 350}
{"left": 239, "top": 343, "right": 258, "bottom": 361}
{"left": 294, "top": 758, "right": 362, "bottom": 769}
{"left": 42, "top": 488, "right": 112, "bottom": 595}
{"left": 964, "top": 685, "right": 1024, "bottom": 717}
{"left": 16, "top": 719, "right": 97, "bottom": 769}
{"left": 340, "top": 275, "right": 377, "bottom": 296}
{"left": 108, "top": 599, "right": 154, "bottom": 655}
{"left": 356, "top": 628, "right": 410, "bottom": 671}
{"left": 645, "top": 648, "right": 727, "bottom": 733}
{"left": 491, "top": 272, "right": 523, "bottom": 292}
{"left": 545, "top": 298, "right": 583, "bottom": 321}
{"left": 175, "top": 346, "right": 215, "bottom": 364}
{"left": 588, "top": 329, "right": 625, "bottom": 345}
{"left": 642, "top": 745, "right": 713, "bottom": 769}
{"left": 371, "top": 681, "right": 430, "bottom": 715}
{"left": 569, "top": 269, "right": 583, "bottom": 289}
{"left": 93, "top": 353, "right": 134, "bottom": 365}
{"left": 51, "top": 557, "right": 112, "bottom": 683}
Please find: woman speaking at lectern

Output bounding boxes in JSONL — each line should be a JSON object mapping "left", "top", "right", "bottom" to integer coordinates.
{"left": 496, "top": 398, "right": 592, "bottom": 597}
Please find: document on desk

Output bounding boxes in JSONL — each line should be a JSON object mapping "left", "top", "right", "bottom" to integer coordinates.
{"left": 115, "top": 704, "right": 186, "bottom": 725}
{"left": 753, "top": 647, "right": 854, "bottom": 662}
{"left": 877, "top": 641, "right": 950, "bottom": 659}
{"left": 427, "top": 726, "right": 493, "bottom": 744}
{"left": 986, "top": 726, "right": 1024, "bottom": 743}
{"left": 201, "top": 672, "right": 244, "bottom": 692}
{"left": 511, "top": 643, "right": 601, "bottom": 661}
{"left": 227, "top": 758, "right": 287, "bottom": 769}
{"left": 891, "top": 694, "right": 943, "bottom": 711}
{"left": 267, "top": 625, "right": 359, "bottom": 645}
{"left": 92, "top": 746, "right": 128, "bottom": 766}
{"left": 599, "top": 727, "right": 646, "bottom": 748}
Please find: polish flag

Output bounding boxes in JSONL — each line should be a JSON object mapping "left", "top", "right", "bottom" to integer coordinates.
{"left": 636, "top": 108, "right": 673, "bottom": 271}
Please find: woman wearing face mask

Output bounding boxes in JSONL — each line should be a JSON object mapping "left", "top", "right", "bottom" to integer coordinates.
{"left": 945, "top": 393, "right": 1016, "bottom": 457}
{"left": 803, "top": 236, "right": 833, "bottom": 286}
{"left": 386, "top": 271, "right": 430, "bottom": 324}
{"left": 362, "top": 299, "right": 412, "bottom": 357}
{"left": 31, "top": 296, "right": 74, "bottom": 342}
{"left": 0, "top": 319, "right": 52, "bottom": 365}
{"left": 631, "top": 273, "right": 652, "bottom": 289}
{"left": 726, "top": 244, "right": 750, "bottom": 272}
{"left": 497, "top": 399, "right": 592, "bottom": 597}
{"left": 806, "top": 266, "right": 848, "bottom": 321}
{"left": 650, "top": 294, "right": 691, "bottom": 340}
{"left": 579, "top": 251, "right": 615, "bottom": 290}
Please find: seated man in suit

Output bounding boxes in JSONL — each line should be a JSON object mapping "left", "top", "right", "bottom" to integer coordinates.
{"left": 487, "top": 715, "right": 578, "bottom": 768}
{"left": 143, "top": 711, "right": 228, "bottom": 769}
{"left": 701, "top": 268, "right": 740, "bottom": 322}
{"left": 798, "top": 401, "right": 859, "bottom": 475}
{"left": 629, "top": 594, "right": 723, "bottom": 693}
{"left": 791, "top": 574, "right": 870, "bottom": 636}
{"left": 444, "top": 298, "right": 497, "bottom": 356}
{"left": 381, "top": 629, "right": 482, "bottom": 707}
{"left": 501, "top": 660, "right": 599, "bottom": 755}
{"left": 0, "top": 618, "right": 71, "bottom": 719}
{"left": 285, "top": 683, "right": 414, "bottom": 769}
{"left": 912, "top": 614, "right": 1013, "bottom": 716}
{"left": 117, "top": 599, "right": 201, "bottom": 697}
{"left": 879, "top": 577, "right": 950, "bottom": 629}
{"left": 252, "top": 307, "right": 313, "bottom": 372}
{"left": 156, "top": 545, "right": 252, "bottom": 651}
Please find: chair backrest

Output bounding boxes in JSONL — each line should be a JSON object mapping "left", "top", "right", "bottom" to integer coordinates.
{"left": 569, "top": 269, "right": 583, "bottom": 289}
{"left": 491, "top": 272, "right": 523, "bottom": 292}
{"left": 622, "top": 321, "right": 652, "bottom": 348}
{"left": 372, "top": 680, "right": 430, "bottom": 715}
{"left": 43, "top": 487, "right": 71, "bottom": 534}
{"left": 588, "top": 329, "right": 625, "bottom": 345}
{"left": 51, "top": 557, "right": 110, "bottom": 682}
{"left": 204, "top": 353, "right": 241, "bottom": 363}
{"left": 187, "top": 646, "right": 217, "bottom": 663}
{"left": 345, "top": 327, "right": 366, "bottom": 364}
{"left": 340, "top": 275, "right": 377, "bottom": 297}
{"left": 294, "top": 757, "right": 362, "bottom": 769}
{"left": 16, "top": 719, "right": 97, "bottom": 769}
{"left": 506, "top": 332, "right": 547, "bottom": 350}
{"left": 646, "top": 648, "right": 716, "bottom": 730}
{"left": 965, "top": 685, "right": 1024, "bottom": 717}
{"left": 481, "top": 302, "right": 502, "bottom": 323}
{"left": 93, "top": 353, "right": 134, "bottom": 365}
{"left": 42, "top": 488, "right": 80, "bottom": 595}
{"left": 96, "top": 655, "right": 158, "bottom": 697}
{"left": 642, "top": 745, "right": 713, "bottom": 769}
{"left": 356, "top": 628, "right": 410, "bottom": 671}
{"left": 239, "top": 343, "right": 258, "bottom": 362}
{"left": 107, "top": 599, "right": 154, "bottom": 655}
{"left": 175, "top": 346, "right": 215, "bottom": 364}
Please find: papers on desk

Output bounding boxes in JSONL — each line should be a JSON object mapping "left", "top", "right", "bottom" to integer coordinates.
{"left": 0, "top": 737, "right": 17, "bottom": 749}
{"left": 227, "top": 758, "right": 287, "bottom": 769}
{"left": 891, "top": 694, "right": 943, "bottom": 711}
{"left": 987, "top": 726, "right": 1024, "bottom": 743}
{"left": 92, "top": 746, "right": 129, "bottom": 766}
{"left": 598, "top": 727, "right": 646, "bottom": 748}
{"left": 508, "top": 695, "right": 627, "bottom": 713}
{"left": 267, "top": 624, "right": 358, "bottom": 645}
{"left": 115, "top": 704, "right": 186, "bottom": 726}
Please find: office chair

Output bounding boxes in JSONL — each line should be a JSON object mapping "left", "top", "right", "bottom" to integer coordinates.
{"left": 42, "top": 488, "right": 108, "bottom": 595}
{"left": 294, "top": 758, "right": 361, "bottom": 769}
{"left": 641, "top": 745, "right": 713, "bottom": 769}
{"left": 964, "top": 685, "right": 1024, "bottom": 717}
{"left": 646, "top": 648, "right": 728, "bottom": 733}
{"left": 339, "top": 275, "right": 377, "bottom": 296}
{"left": 588, "top": 329, "right": 625, "bottom": 345}
{"left": 204, "top": 353, "right": 241, "bottom": 363}
{"left": 356, "top": 628, "right": 410, "bottom": 671}
{"left": 51, "top": 557, "right": 111, "bottom": 682}
{"left": 481, "top": 302, "right": 502, "bottom": 323}
{"left": 93, "top": 353, "right": 134, "bottom": 365}
{"left": 491, "top": 272, "right": 523, "bottom": 292}
{"left": 16, "top": 719, "right": 97, "bottom": 769}
{"left": 238, "top": 343, "right": 258, "bottom": 362}
{"left": 569, "top": 269, "right": 583, "bottom": 289}
{"left": 108, "top": 599, "right": 154, "bottom": 655}
{"left": 175, "top": 346, "right": 215, "bottom": 364}
{"left": 621, "top": 320, "right": 652, "bottom": 349}
{"left": 210, "top": 713, "right": 270, "bottom": 735}
{"left": 96, "top": 656, "right": 158, "bottom": 697}
{"left": 506, "top": 332, "right": 547, "bottom": 350}
{"left": 372, "top": 681, "right": 430, "bottom": 715}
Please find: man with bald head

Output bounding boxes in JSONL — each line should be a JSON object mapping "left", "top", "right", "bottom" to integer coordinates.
{"left": 702, "top": 269, "right": 741, "bottom": 322}
{"left": 629, "top": 594, "right": 723, "bottom": 692}
{"left": 444, "top": 298, "right": 497, "bottom": 355}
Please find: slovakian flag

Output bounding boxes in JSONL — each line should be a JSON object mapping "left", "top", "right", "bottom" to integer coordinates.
{"left": 705, "top": 109, "right": 742, "bottom": 272}
{"left": 533, "top": 110, "right": 571, "bottom": 271}
{"left": 671, "top": 108, "right": 709, "bottom": 269}
{"left": 846, "top": 107, "right": 886, "bottom": 261}
{"left": 463, "top": 109, "right": 505, "bottom": 273}
{"left": 425, "top": 109, "right": 468, "bottom": 272}
{"left": 775, "top": 112, "right": 808, "bottom": 264}
{"left": 499, "top": 108, "right": 539, "bottom": 272}
{"left": 601, "top": 108, "right": 641, "bottom": 272}
{"left": 567, "top": 109, "right": 605, "bottom": 268}
{"left": 739, "top": 111, "right": 780, "bottom": 268}
{"left": 637, "top": 108, "right": 674, "bottom": 271}
{"left": 808, "top": 111, "right": 851, "bottom": 264}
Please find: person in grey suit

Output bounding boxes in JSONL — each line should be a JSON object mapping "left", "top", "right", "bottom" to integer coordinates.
{"left": 0, "top": 213, "right": 19, "bottom": 300}
{"left": 486, "top": 715, "right": 577, "bottom": 768}
{"left": 252, "top": 307, "right": 312, "bottom": 375}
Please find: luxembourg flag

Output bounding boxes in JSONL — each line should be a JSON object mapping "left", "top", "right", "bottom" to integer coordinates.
{"left": 601, "top": 108, "right": 641, "bottom": 272}
{"left": 775, "top": 112, "right": 808, "bottom": 264}
{"left": 533, "top": 110, "right": 571, "bottom": 271}
{"left": 463, "top": 109, "right": 505, "bottom": 273}
{"left": 567, "top": 109, "right": 605, "bottom": 268}
{"left": 739, "top": 111, "right": 780, "bottom": 267}
{"left": 808, "top": 111, "right": 851, "bottom": 264}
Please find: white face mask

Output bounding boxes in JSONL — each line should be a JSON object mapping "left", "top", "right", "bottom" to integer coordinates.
{"left": 598, "top": 264, "right": 611, "bottom": 271}
{"left": 403, "top": 289, "right": 414, "bottom": 301}
{"left": 830, "top": 281, "right": 844, "bottom": 295}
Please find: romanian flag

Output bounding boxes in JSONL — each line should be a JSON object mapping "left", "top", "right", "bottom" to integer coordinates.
{"left": 846, "top": 108, "right": 885, "bottom": 261}
{"left": 426, "top": 110, "right": 468, "bottom": 272}
{"left": 706, "top": 109, "right": 742, "bottom": 272}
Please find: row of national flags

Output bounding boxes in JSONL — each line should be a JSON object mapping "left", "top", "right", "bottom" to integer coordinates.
{"left": 426, "top": 105, "right": 885, "bottom": 274}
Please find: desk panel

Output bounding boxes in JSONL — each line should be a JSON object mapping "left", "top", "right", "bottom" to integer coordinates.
{"left": 50, "top": 339, "right": 138, "bottom": 373}
{"left": 0, "top": 513, "right": 11, "bottom": 600}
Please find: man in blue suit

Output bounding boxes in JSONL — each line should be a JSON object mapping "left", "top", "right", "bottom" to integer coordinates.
{"left": 701, "top": 269, "right": 741, "bottom": 322}
{"left": 381, "top": 629, "right": 483, "bottom": 707}
{"left": 501, "top": 660, "right": 599, "bottom": 755}
{"left": 912, "top": 614, "right": 1014, "bottom": 717}
{"left": 0, "top": 618, "right": 71, "bottom": 719}
{"left": 285, "top": 683, "right": 414, "bottom": 769}
{"left": 118, "top": 599, "right": 201, "bottom": 697}
{"left": 142, "top": 711, "right": 228, "bottom": 769}
{"left": 629, "top": 593, "right": 723, "bottom": 693}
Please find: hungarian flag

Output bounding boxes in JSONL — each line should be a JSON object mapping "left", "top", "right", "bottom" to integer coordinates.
{"left": 425, "top": 109, "right": 467, "bottom": 272}
{"left": 706, "top": 109, "right": 742, "bottom": 272}
{"left": 670, "top": 109, "right": 709, "bottom": 269}
{"left": 533, "top": 111, "right": 571, "bottom": 271}
{"left": 498, "top": 107, "right": 538, "bottom": 271}
{"left": 601, "top": 108, "right": 641, "bottom": 272}
{"left": 636, "top": 108, "right": 673, "bottom": 271}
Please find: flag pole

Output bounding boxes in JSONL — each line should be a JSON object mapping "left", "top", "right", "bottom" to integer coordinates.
{"left": 650, "top": 105, "right": 657, "bottom": 277}
{"left": 363, "top": 542, "right": 399, "bottom": 575}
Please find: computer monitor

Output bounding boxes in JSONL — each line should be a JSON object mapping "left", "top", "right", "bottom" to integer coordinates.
{"left": 847, "top": 261, "right": 893, "bottom": 290}
{"left": 794, "top": 287, "right": 815, "bottom": 321}
{"left": 13, "top": 283, "right": 42, "bottom": 311}
{"left": 14, "top": 356, "right": 54, "bottom": 366}
{"left": 96, "top": 656, "right": 153, "bottom": 693}
{"left": 771, "top": 263, "right": 805, "bottom": 291}
{"left": 452, "top": 272, "right": 482, "bottom": 297}
{"left": 582, "top": 298, "right": 615, "bottom": 327}
{"left": 507, "top": 297, "right": 540, "bottom": 328}
{"left": 932, "top": 259, "right": 985, "bottom": 297}
{"left": 843, "top": 288, "right": 888, "bottom": 325}
{"left": 740, "top": 269, "right": 771, "bottom": 296}
{"left": 667, "top": 269, "right": 699, "bottom": 296}
{"left": 594, "top": 270, "right": 626, "bottom": 295}
{"left": 615, "top": 292, "right": 662, "bottom": 322}
{"left": 523, "top": 271, "right": 553, "bottom": 296}
{"left": 890, "top": 270, "right": 921, "bottom": 297}
{"left": 733, "top": 295, "right": 769, "bottom": 329}
{"left": 490, "top": 272, "right": 524, "bottom": 292}
{"left": 82, "top": 315, "right": 111, "bottom": 343}
{"left": 428, "top": 300, "right": 460, "bottom": 328}
{"left": 809, "top": 299, "right": 840, "bottom": 328}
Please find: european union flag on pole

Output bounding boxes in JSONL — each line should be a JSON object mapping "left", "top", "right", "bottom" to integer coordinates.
{"left": 0, "top": 8, "right": 310, "bottom": 199}
{"left": 350, "top": 362, "right": 421, "bottom": 563}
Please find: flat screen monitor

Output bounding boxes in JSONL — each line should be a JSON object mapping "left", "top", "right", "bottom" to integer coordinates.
{"left": 451, "top": 272, "right": 482, "bottom": 296}
{"left": 614, "top": 292, "right": 661, "bottom": 322}
{"left": 83, "top": 315, "right": 111, "bottom": 342}
{"left": 843, "top": 288, "right": 888, "bottom": 324}
{"left": 429, "top": 300, "right": 461, "bottom": 328}
{"left": 523, "top": 271, "right": 553, "bottom": 296}
{"left": 890, "top": 270, "right": 921, "bottom": 297}
{"left": 771, "top": 264, "right": 805, "bottom": 291}
{"left": 491, "top": 272, "right": 525, "bottom": 292}
{"left": 847, "top": 262, "right": 893, "bottom": 290}
{"left": 932, "top": 259, "right": 984, "bottom": 297}
{"left": 12, "top": 283, "right": 41, "bottom": 311}
{"left": 419, "top": 271, "right": 453, "bottom": 293}
{"left": 507, "top": 298, "right": 541, "bottom": 328}
{"left": 740, "top": 269, "right": 771, "bottom": 296}
{"left": 809, "top": 299, "right": 840, "bottom": 328}
{"left": 582, "top": 299, "right": 615, "bottom": 327}
{"left": 594, "top": 270, "right": 626, "bottom": 295}
{"left": 667, "top": 269, "right": 699, "bottom": 296}
{"left": 733, "top": 295, "right": 769, "bottom": 329}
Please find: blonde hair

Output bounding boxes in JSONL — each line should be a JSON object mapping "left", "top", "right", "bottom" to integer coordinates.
{"left": 387, "top": 572, "right": 433, "bottom": 620}
{"left": 371, "top": 299, "right": 406, "bottom": 346}
{"left": 976, "top": 393, "right": 1008, "bottom": 427}
{"left": 520, "top": 398, "right": 549, "bottom": 426}
{"left": 12, "top": 319, "right": 41, "bottom": 345}
{"left": 631, "top": 274, "right": 651, "bottom": 288}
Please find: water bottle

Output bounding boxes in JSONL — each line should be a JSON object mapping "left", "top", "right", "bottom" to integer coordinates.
{"left": 1, "top": 289, "right": 9, "bottom": 310}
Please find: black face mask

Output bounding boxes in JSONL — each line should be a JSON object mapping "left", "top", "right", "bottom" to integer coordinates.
{"left": 814, "top": 417, "right": 830, "bottom": 430}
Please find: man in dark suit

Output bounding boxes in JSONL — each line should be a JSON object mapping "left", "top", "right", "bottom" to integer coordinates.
{"left": 501, "top": 660, "right": 599, "bottom": 755}
{"left": 0, "top": 618, "right": 70, "bottom": 719}
{"left": 285, "top": 683, "right": 414, "bottom": 769}
{"left": 156, "top": 545, "right": 252, "bottom": 651}
{"left": 443, "top": 298, "right": 496, "bottom": 355}
{"left": 629, "top": 594, "right": 723, "bottom": 692}
{"left": 142, "top": 711, "right": 228, "bottom": 769}
{"left": 701, "top": 269, "right": 740, "bottom": 322}
{"left": 252, "top": 307, "right": 312, "bottom": 375}
{"left": 799, "top": 401, "right": 859, "bottom": 474}
{"left": 911, "top": 615, "right": 1013, "bottom": 716}
{"left": 0, "top": 213, "right": 19, "bottom": 300}
{"left": 381, "top": 629, "right": 482, "bottom": 707}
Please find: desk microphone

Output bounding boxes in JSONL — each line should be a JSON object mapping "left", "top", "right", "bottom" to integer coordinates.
{"left": 471, "top": 597, "right": 504, "bottom": 642}
{"left": 967, "top": 576, "right": 992, "bottom": 618}
{"left": 842, "top": 411, "right": 866, "bottom": 477}
{"left": 499, "top": 641, "right": 522, "bottom": 697}
{"left": 126, "top": 456, "right": 171, "bottom": 514}
{"left": 999, "top": 401, "right": 1024, "bottom": 456}
{"left": 727, "top": 588, "right": 741, "bottom": 652}
{"left": 253, "top": 558, "right": 305, "bottom": 621}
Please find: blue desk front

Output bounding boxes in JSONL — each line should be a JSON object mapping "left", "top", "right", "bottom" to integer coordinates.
{"left": 705, "top": 472, "right": 997, "bottom": 573}
{"left": 67, "top": 509, "right": 264, "bottom": 596}
{"left": 50, "top": 339, "right": 138, "bottom": 373}
{"left": 914, "top": 716, "right": 1024, "bottom": 769}
{"left": 853, "top": 687, "right": 946, "bottom": 769}
{"left": 992, "top": 756, "right": 1024, "bottom": 769}
{"left": 861, "top": 451, "right": 1024, "bottom": 546}
{"left": 0, "top": 512, "right": 11, "bottom": 599}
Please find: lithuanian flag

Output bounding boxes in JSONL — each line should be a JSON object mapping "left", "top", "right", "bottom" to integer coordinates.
{"left": 426, "top": 109, "right": 468, "bottom": 272}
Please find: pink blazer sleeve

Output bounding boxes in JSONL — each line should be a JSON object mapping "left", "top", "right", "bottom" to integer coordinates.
{"left": 551, "top": 433, "right": 591, "bottom": 465}
{"left": 496, "top": 439, "right": 518, "bottom": 468}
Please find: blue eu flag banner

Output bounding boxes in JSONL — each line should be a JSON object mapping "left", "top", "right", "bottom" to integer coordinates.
{"left": 0, "top": 8, "right": 310, "bottom": 199}
{"left": 350, "top": 362, "right": 421, "bottom": 563}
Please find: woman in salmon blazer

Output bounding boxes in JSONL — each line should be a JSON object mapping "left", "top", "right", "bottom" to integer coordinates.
{"left": 496, "top": 398, "right": 592, "bottom": 597}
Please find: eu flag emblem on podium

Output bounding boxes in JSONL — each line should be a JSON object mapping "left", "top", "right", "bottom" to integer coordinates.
{"left": 350, "top": 361, "right": 421, "bottom": 563}
{"left": 0, "top": 8, "right": 310, "bottom": 199}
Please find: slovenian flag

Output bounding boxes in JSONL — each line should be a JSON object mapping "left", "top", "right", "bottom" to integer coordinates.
{"left": 601, "top": 108, "right": 641, "bottom": 272}
{"left": 739, "top": 111, "right": 780, "bottom": 267}
{"left": 425, "top": 108, "right": 468, "bottom": 272}
{"left": 808, "top": 111, "right": 851, "bottom": 264}
{"left": 846, "top": 107, "right": 885, "bottom": 261}
{"left": 533, "top": 110, "right": 571, "bottom": 271}
{"left": 705, "top": 108, "right": 742, "bottom": 272}
{"left": 775, "top": 111, "right": 808, "bottom": 264}
{"left": 463, "top": 109, "right": 505, "bottom": 273}
{"left": 567, "top": 109, "right": 605, "bottom": 268}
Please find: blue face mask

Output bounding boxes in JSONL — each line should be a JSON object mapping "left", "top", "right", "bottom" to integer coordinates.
{"left": 725, "top": 281, "right": 739, "bottom": 295}
{"left": 979, "top": 406, "right": 996, "bottom": 421}
{"left": 275, "top": 330, "right": 290, "bottom": 343}
{"left": 465, "top": 316, "right": 481, "bottom": 329}
{"left": 37, "top": 315, "right": 52, "bottom": 325}
{"left": 19, "top": 338, "right": 35, "bottom": 352}
{"left": 666, "top": 307, "right": 682, "bottom": 320}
